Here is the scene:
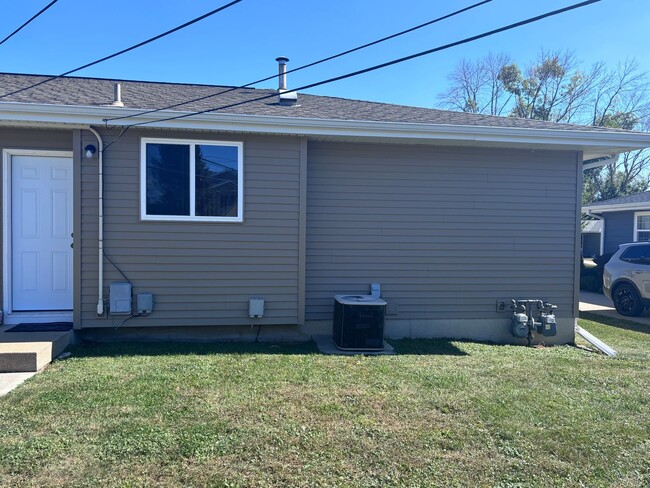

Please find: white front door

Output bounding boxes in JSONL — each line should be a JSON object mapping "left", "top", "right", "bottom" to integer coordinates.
{"left": 11, "top": 155, "right": 73, "bottom": 311}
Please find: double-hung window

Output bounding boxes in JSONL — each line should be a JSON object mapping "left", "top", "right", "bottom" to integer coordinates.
{"left": 141, "top": 138, "right": 243, "bottom": 222}
{"left": 634, "top": 211, "right": 650, "bottom": 242}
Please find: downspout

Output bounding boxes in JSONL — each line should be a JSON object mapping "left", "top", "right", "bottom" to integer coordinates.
{"left": 87, "top": 127, "right": 105, "bottom": 315}
{"left": 585, "top": 211, "right": 604, "bottom": 256}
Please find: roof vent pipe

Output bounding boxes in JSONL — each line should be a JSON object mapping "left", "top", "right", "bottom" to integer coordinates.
{"left": 111, "top": 82, "right": 124, "bottom": 107}
{"left": 275, "top": 56, "right": 298, "bottom": 105}
{"left": 276, "top": 56, "right": 289, "bottom": 91}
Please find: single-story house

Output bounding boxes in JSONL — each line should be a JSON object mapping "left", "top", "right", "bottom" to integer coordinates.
{"left": 2, "top": 66, "right": 650, "bottom": 345}
{"left": 582, "top": 191, "right": 650, "bottom": 255}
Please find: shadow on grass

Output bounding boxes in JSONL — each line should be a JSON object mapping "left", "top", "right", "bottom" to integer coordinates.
{"left": 68, "top": 338, "right": 470, "bottom": 358}
{"left": 579, "top": 311, "right": 649, "bottom": 335}
{"left": 69, "top": 340, "right": 319, "bottom": 359}
{"left": 389, "top": 338, "right": 469, "bottom": 356}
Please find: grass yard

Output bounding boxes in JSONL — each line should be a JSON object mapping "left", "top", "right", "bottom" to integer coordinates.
{"left": 0, "top": 317, "right": 648, "bottom": 487}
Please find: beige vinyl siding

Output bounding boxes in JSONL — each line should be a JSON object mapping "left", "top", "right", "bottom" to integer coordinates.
{"left": 305, "top": 142, "right": 579, "bottom": 322}
{"left": 0, "top": 128, "right": 73, "bottom": 309}
{"left": 80, "top": 129, "right": 301, "bottom": 328}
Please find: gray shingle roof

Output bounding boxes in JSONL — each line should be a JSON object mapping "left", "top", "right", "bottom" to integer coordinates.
{"left": 586, "top": 191, "right": 650, "bottom": 208}
{"left": 581, "top": 220, "right": 603, "bottom": 233}
{"left": 0, "top": 72, "right": 634, "bottom": 132}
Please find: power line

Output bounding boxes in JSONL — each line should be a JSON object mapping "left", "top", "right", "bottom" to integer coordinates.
{"left": 0, "top": 0, "right": 244, "bottom": 99}
{"left": 0, "top": 0, "right": 59, "bottom": 47}
{"left": 104, "top": 0, "right": 494, "bottom": 123}
{"left": 121, "top": 0, "right": 601, "bottom": 131}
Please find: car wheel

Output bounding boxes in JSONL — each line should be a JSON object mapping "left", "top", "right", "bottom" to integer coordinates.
{"left": 612, "top": 283, "right": 644, "bottom": 317}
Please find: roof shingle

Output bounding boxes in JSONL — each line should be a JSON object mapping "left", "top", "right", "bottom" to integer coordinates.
{"left": 0, "top": 72, "right": 635, "bottom": 133}
{"left": 585, "top": 191, "right": 650, "bottom": 208}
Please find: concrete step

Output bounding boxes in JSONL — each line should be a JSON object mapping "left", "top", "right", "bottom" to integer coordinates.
{"left": 0, "top": 330, "right": 74, "bottom": 373}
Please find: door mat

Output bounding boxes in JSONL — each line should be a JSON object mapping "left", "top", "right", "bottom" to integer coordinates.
{"left": 5, "top": 322, "right": 73, "bottom": 332}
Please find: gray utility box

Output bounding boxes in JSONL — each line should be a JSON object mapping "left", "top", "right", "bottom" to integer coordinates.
{"left": 109, "top": 282, "right": 132, "bottom": 315}
{"left": 137, "top": 293, "right": 154, "bottom": 315}
{"left": 333, "top": 294, "right": 387, "bottom": 351}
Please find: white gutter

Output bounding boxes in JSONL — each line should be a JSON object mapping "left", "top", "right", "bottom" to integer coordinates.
{"left": 87, "top": 127, "right": 105, "bottom": 315}
{"left": 582, "top": 201, "right": 650, "bottom": 213}
{"left": 2, "top": 102, "right": 650, "bottom": 160}
{"left": 585, "top": 211, "right": 605, "bottom": 256}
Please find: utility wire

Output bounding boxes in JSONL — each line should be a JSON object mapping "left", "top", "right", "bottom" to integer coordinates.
{"left": 0, "top": 0, "right": 59, "bottom": 47}
{"left": 121, "top": 0, "right": 601, "bottom": 131}
{"left": 0, "top": 0, "right": 244, "bottom": 99}
{"left": 104, "top": 0, "right": 493, "bottom": 123}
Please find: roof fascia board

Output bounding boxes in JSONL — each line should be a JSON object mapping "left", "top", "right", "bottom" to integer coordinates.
{"left": 582, "top": 202, "right": 650, "bottom": 213}
{"left": 1, "top": 101, "right": 650, "bottom": 152}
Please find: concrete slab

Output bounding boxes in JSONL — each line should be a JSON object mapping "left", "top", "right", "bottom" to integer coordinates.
{"left": 313, "top": 335, "right": 396, "bottom": 356}
{"left": 0, "top": 372, "right": 36, "bottom": 396}
{"left": 579, "top": 291, "right": 650, "bottom": 326}
{"left": 0, "top": 330, "right": 73, "bottom": 373}
{"left": 579, "top": 291, "right": 615, "bottom": 311}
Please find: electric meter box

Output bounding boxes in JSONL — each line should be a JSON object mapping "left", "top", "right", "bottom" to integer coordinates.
{"left": 249, "top": 297, "right": 265, "bottom": 318}
{"left": 109, "top": 282, "right": 132, "bottom": 315}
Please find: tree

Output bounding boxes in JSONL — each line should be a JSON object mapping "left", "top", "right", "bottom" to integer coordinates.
{"left": 438, "top": 52, "right": 650, "bottom": 204}
{"left": 500, "top": 50, "right": 599, "bottom": 123}
{"left": 583, "top": 120, "right": 650, "bottom": 203}
{"left": 438, "top": 53, "right": 513, "bottom": 115}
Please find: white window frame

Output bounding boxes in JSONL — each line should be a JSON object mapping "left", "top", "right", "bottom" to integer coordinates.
{"left": 633, "top": 211, "right": 650, "bottom": 242}
{"left": 140, "top": 137, "right": 243, "bottom": 222}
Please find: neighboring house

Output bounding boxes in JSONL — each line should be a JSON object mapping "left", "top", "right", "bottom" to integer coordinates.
{"left": 583, "top": 191, "right": 650, "bottom": 255}
{"left": 2, "top": 66, "right": 650, "bottom": 346}
{"left": 581, "top": 219, "right": 603, "bottom": 258}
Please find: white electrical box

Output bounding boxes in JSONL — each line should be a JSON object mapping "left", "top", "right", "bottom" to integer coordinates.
{"left": 370, "top": 283, "right": 381, "bottom": 298}
{"left": 249, "top": 298, "right": 265, "bottom": 318}
{"left": 109, "top": 282, "right": 132, "bottom": 315}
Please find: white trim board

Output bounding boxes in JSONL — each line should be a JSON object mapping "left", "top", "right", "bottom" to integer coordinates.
{"left": 1, "top": 101, "right": 650, "bottom": 160}
{"left": 3, "top": 311, "right": 73, "bottom": 325}
{"left": 583, "top": 202, "right": 650, "bottom": 213}
{"left": 2, "top": 149, "right": 74, "bottom": 322}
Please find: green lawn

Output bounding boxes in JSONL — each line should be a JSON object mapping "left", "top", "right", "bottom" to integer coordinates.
{"left": 0, "top": 317, "right": 648, "bottom": 487}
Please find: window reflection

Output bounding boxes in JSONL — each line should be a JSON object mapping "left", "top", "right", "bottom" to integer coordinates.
{"left": 195, "top": 145, "right": 239, "bottom": 217}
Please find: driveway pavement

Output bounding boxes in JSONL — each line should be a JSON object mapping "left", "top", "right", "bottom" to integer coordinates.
{"left": 580, "top": 291, "right": 650, "bottom": 326}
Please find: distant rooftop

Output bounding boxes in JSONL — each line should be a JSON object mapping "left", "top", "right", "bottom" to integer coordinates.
{"left": 581, "top": 220, "right": 603, "bottom": 233}
{"left": 583, "top": 191, "right": 650, "bottom": 211}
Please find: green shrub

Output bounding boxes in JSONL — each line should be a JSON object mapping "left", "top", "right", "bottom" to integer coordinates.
{"left": 580, "top": 267, "right": 603, "bottom": 293}
{"left": 593, "top": 253, "right": 613, "bottom": 268}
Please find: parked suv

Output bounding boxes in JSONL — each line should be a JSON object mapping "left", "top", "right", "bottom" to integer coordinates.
{"left": 603, "top": 242, "right": 650, "bottom": 316}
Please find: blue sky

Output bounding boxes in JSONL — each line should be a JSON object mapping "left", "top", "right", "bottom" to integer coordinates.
{"left": 2, "top": 0, "right": 649, "bottom": 108}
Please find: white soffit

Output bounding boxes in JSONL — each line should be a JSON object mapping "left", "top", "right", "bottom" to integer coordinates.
{"left": 1, "top": 101, "right": 650, "bottom": 159}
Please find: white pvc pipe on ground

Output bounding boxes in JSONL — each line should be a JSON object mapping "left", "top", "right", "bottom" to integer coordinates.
{"left": 575, "top": 324, "right": 617, "bottom": 357}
